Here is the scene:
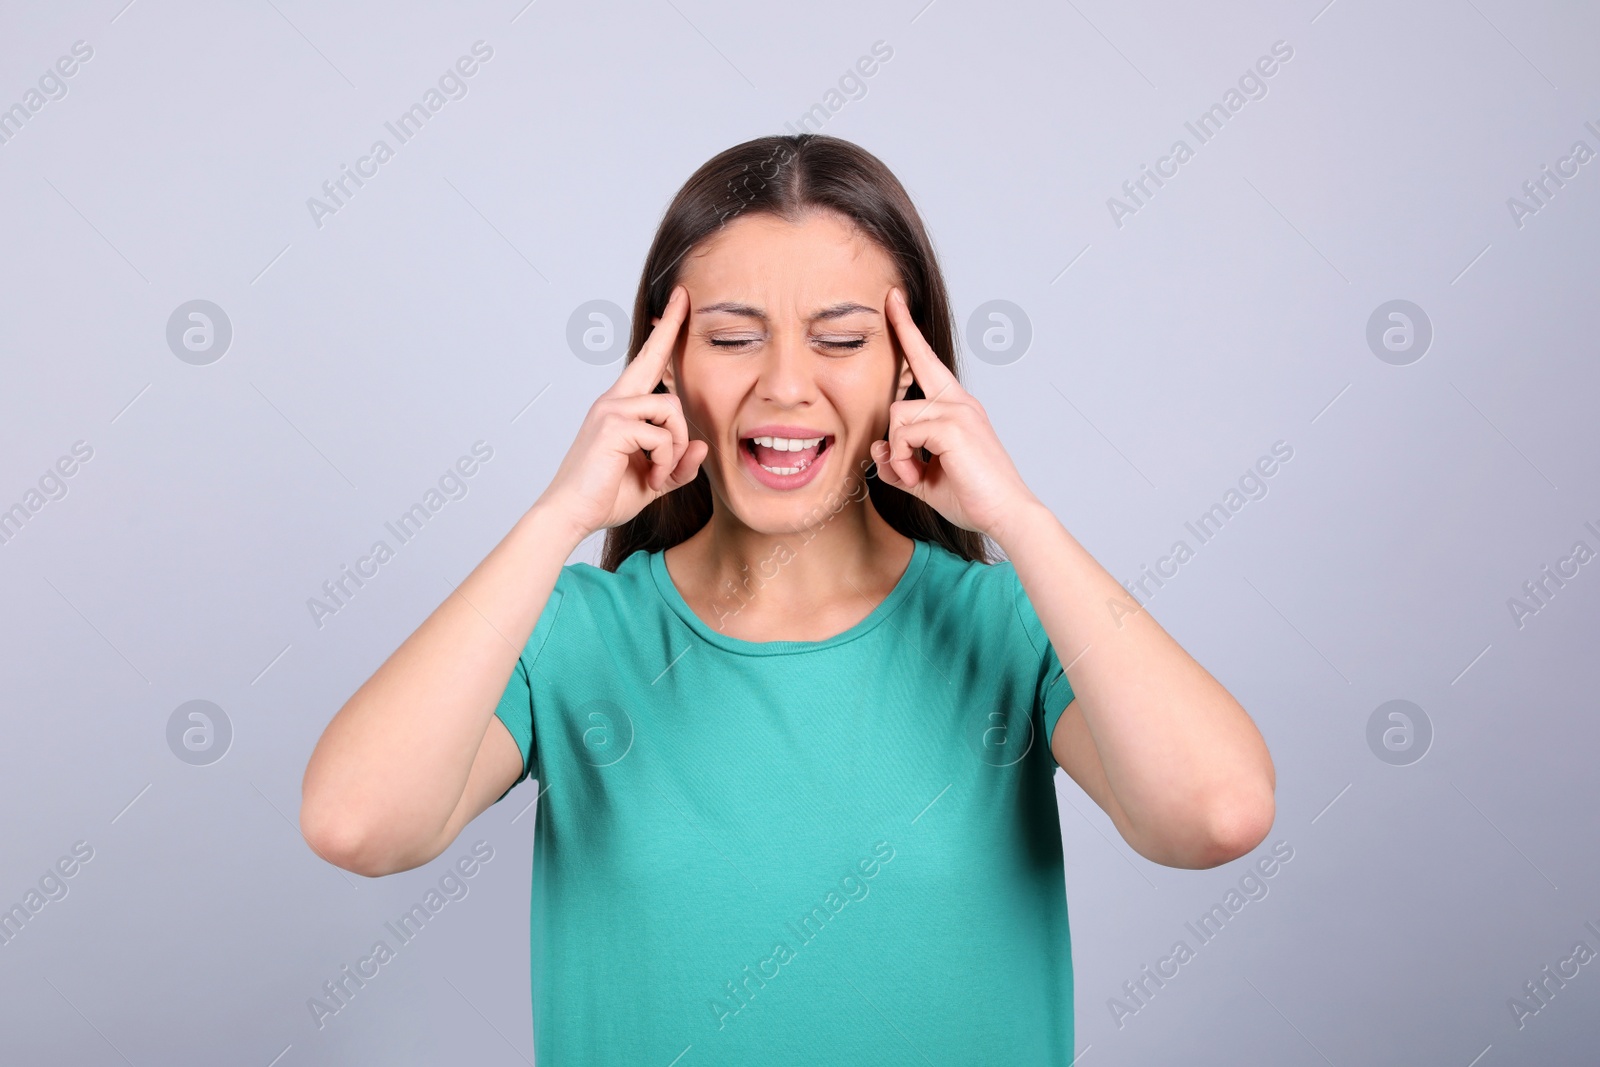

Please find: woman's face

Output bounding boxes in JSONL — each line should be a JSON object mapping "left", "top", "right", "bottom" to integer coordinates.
{"left": 660, "top": 208, "right": 915, "bottom": 533}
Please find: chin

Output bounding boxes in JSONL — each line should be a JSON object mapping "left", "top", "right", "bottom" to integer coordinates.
{"left": 720, "top": 444, "right": 876, "bottom": 534}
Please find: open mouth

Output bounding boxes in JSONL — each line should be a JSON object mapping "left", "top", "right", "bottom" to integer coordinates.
{"left": 741, "top": 434, "right": 832, "bottom": 476}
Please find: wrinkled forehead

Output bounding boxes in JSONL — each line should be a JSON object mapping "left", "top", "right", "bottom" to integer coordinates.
{"left": 677, "top": 210, "right": 899, "bottom": 316}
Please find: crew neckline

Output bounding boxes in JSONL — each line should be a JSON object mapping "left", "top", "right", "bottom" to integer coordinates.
{"left": 648, "top": 537, "right": 930, "bottom": 656}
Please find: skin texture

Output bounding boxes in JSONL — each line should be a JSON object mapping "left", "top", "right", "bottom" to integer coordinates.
{"left": 301, "top": 206, "right": 1276, "bottom": 878}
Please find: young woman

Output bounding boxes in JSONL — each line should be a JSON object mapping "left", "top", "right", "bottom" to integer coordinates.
{"left": 300, "top": 133, "right": 1275, "bottom": 1063}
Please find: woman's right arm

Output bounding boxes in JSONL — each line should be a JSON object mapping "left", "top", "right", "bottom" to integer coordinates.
{"left": 299, "top": 501, "right": 588, "bottom": 877}
{"left": 299, "top": 285, "right": 705, "bottom": 878}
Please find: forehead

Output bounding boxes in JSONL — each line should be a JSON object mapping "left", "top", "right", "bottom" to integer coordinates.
{"left": 677, "top": 209, "right": 898, "bottom": 304}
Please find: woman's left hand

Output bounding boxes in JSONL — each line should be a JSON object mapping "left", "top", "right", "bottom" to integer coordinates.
{"left": 870, "top": 287, "right": 1042, "bottom": 542}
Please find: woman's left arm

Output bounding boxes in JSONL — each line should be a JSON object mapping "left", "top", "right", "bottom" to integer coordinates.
{"left": 995, "top": 502, "right": 1276, "bottom": 870}
{"left": 874, "top": 286, "right": 1275, "bottom": 871}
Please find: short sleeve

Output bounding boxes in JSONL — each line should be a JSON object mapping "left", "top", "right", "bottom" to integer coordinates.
{"left": 1006, "top": 564, "right": 1076, "bottom": 765}
{"left": 491, "top": 579, "right": 566, "bottom": 802}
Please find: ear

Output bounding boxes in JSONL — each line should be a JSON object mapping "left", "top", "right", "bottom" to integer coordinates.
{"left": 894, "top": 352, "right": 915, "bottom": 402}
{"left": 660, "top": 352, "right": 676, "bottom": 396}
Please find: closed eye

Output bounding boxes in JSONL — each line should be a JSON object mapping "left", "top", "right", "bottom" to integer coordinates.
{"left": 707, "top": 338, "right": 868, "bottom": 350}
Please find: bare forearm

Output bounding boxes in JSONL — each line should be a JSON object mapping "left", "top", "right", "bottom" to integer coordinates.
{"left": 994, "top": 501, "right": 1275, "bottom": 867}
{"left": 300, "top": 501, "right": 584, "bottom": 873}
{"left": 299, "top": 291, "right": 705, "bottom": 874}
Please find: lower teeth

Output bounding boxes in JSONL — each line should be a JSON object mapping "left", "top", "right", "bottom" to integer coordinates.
{"left": 750, "top": 440, "right": 824, "bottom": 477}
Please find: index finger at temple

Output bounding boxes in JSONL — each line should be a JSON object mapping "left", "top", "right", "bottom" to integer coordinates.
{"left": 615, "top": 286, "right": 687, "bottom": 396}
{"left": 889, "top": 288, "right": 961, "bottom": 397}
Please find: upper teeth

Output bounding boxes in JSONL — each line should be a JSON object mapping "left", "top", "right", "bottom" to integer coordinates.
{"left": 751, "top": 435, "right": 824, "bottom": 451}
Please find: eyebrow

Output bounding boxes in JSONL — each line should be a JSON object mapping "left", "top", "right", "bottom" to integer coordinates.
{"left": 693, "top": 301, "right": 880, "bottom": 323}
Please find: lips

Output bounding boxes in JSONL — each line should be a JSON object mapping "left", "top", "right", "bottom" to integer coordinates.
{"left": 737, "top": 429, "right": 833, "bottom": 490}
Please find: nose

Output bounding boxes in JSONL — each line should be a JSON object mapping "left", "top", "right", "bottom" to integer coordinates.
{"left": 755, "top": 327, "right": 817, "bottom": 408}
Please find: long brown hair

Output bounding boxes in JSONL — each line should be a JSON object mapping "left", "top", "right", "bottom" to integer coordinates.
{"left": 599, "top": 132, "right": 996, "bottom": 571}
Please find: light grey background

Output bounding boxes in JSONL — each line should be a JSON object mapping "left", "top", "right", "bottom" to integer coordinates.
{"left": 3, "top": 1, "right": 1597, "bottom": 1064}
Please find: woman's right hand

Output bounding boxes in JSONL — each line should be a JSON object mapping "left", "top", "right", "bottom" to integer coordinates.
{"left": 534, "top": 285, "right": 709, "bottom": 539}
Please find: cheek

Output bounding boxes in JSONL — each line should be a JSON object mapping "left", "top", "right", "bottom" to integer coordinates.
{"left": 820, "top": 358, "right": 896, "bottom": 434}
{"left": 677, "top": 353, "right": 744, "bottom": 430}
{"left": 832, "top": 349, "right": 899, "bottom": 401}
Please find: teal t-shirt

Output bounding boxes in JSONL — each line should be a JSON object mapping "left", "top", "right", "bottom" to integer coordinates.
{"left": 492, "top": 536, "right": 1078, "bottom": 1063}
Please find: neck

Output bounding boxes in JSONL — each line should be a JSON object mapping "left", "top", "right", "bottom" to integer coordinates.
{"left": 666, "top": 493, "right": 915, "bottom": 633}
